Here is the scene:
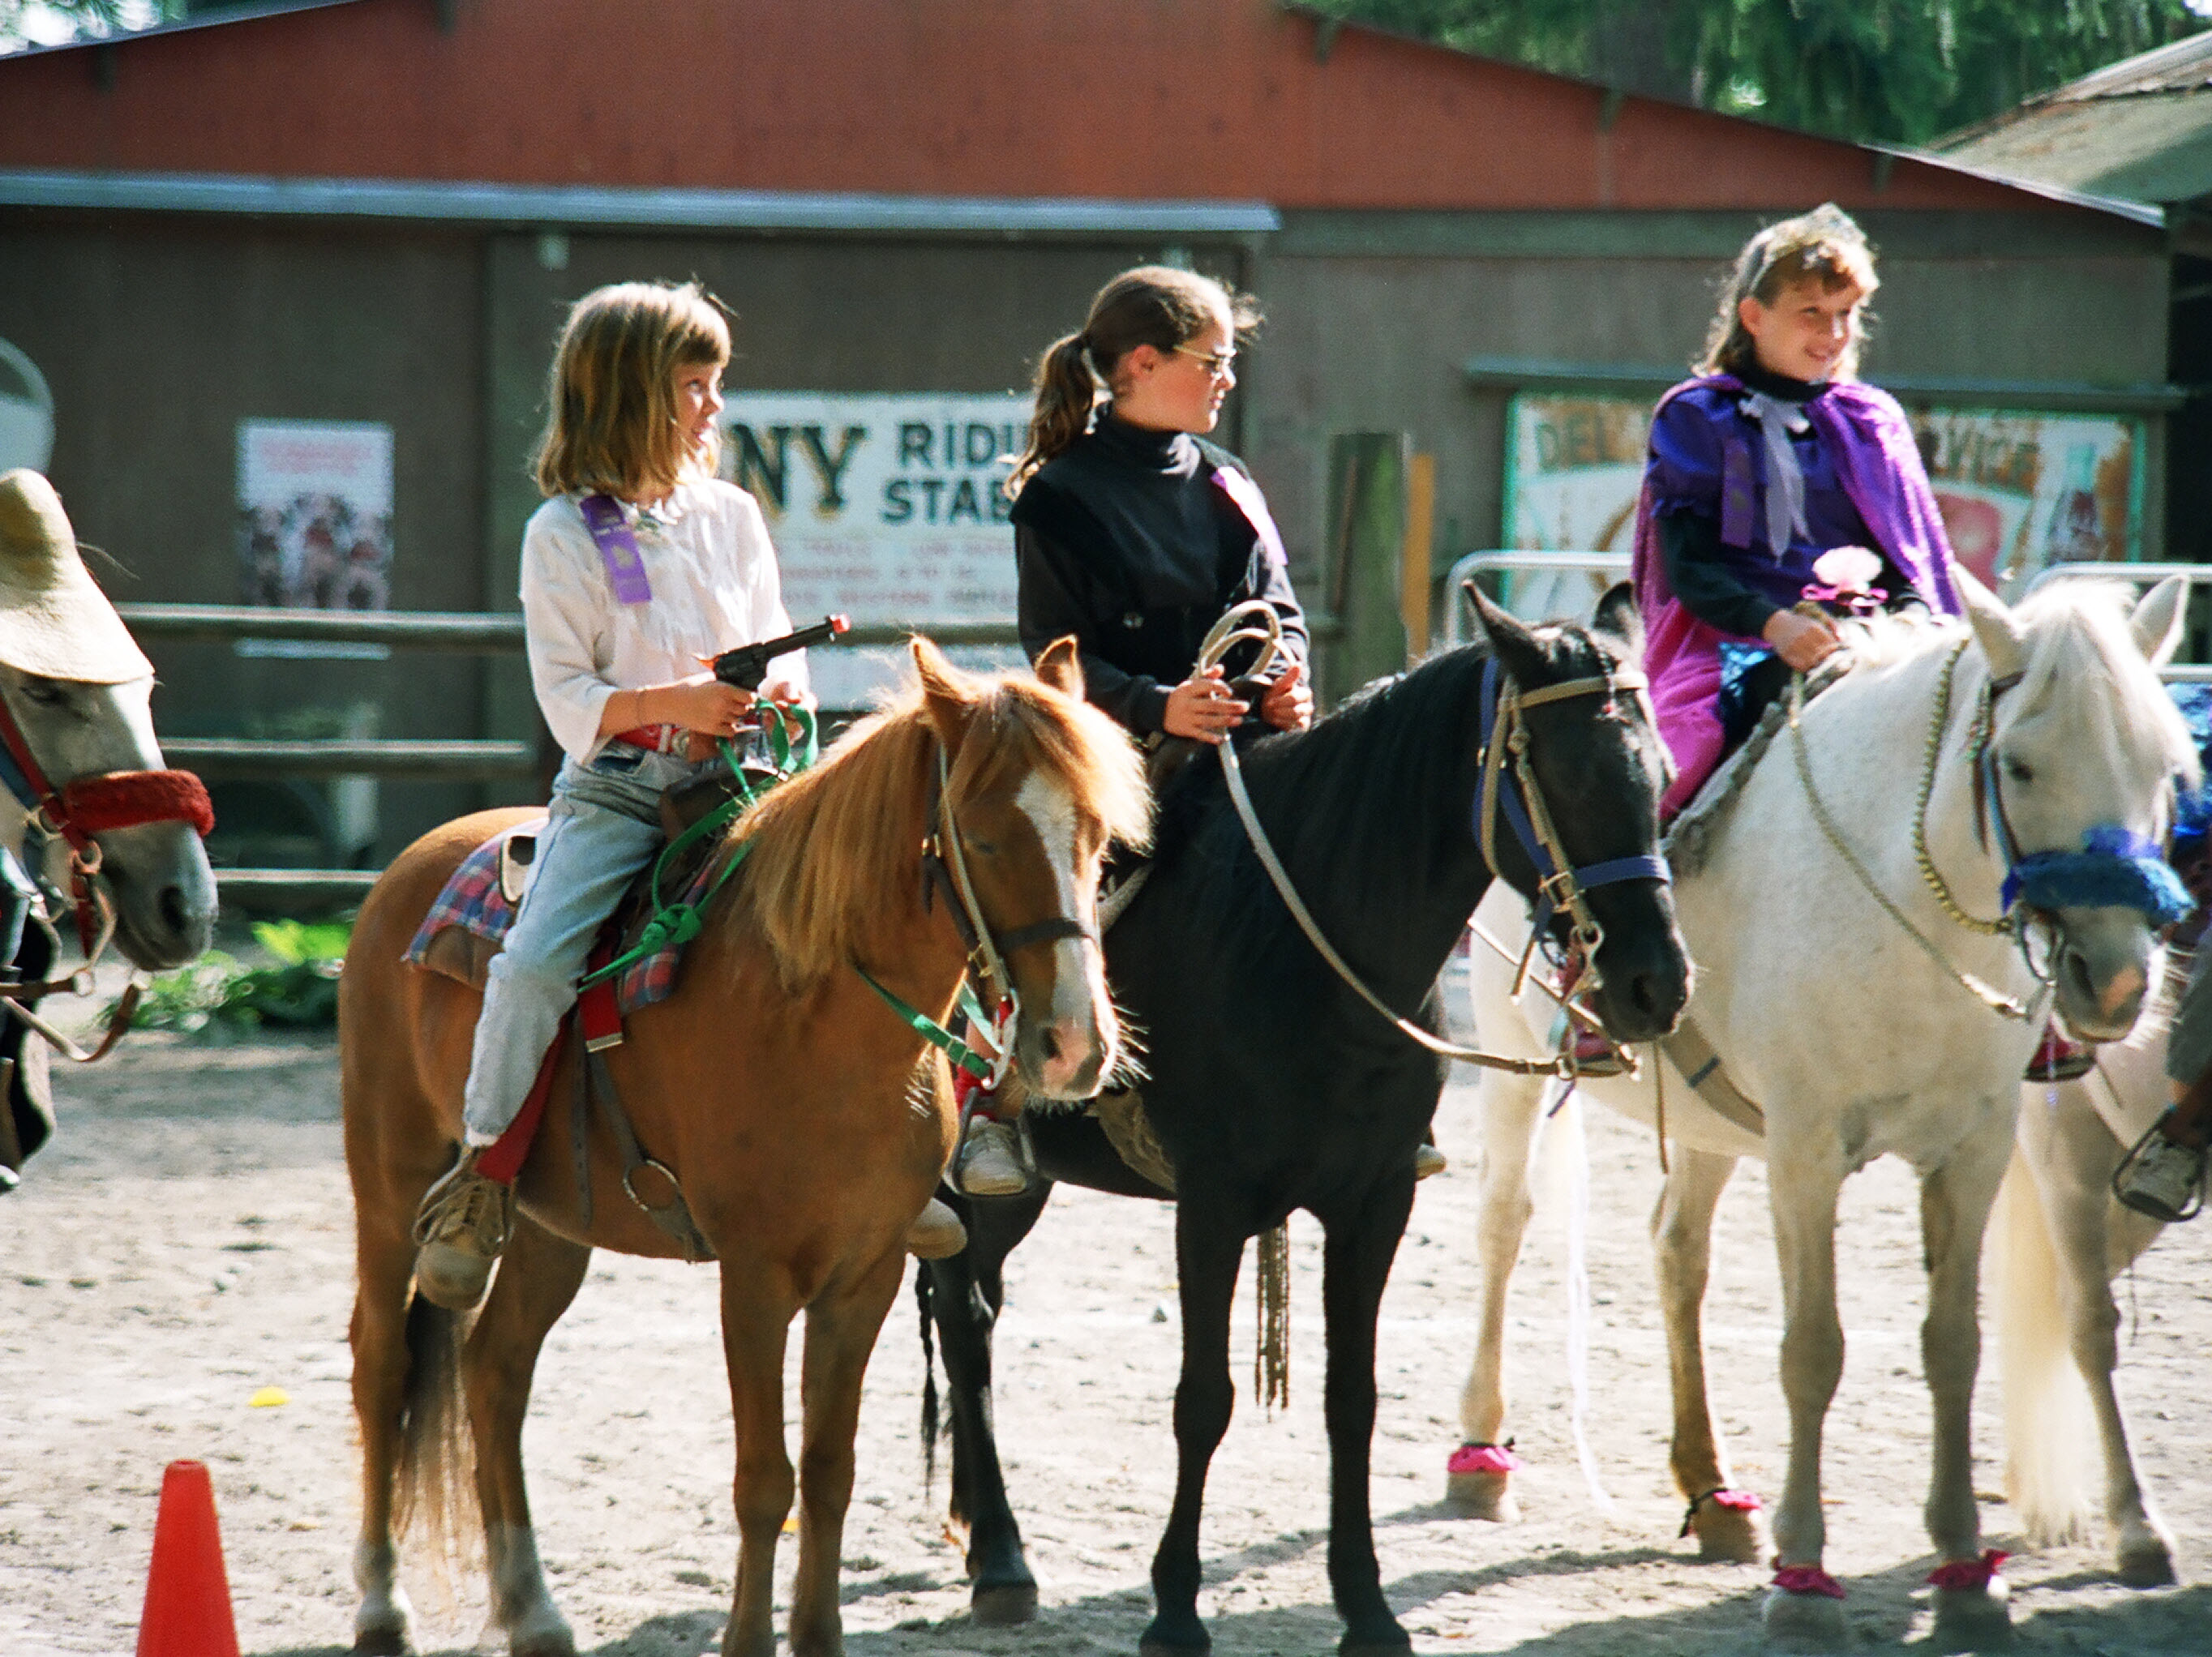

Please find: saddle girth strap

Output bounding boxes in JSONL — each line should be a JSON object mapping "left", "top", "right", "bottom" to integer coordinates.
{"left": 568, "top": 1009, "right": 715, "bottom": 1262}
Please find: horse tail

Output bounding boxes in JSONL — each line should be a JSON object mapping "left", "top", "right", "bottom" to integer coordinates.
{"left": 1991, "top": 1141, "right": 2095, "bottom": 1546}
{"left": 915, "top": 1257, "right": 941, "bottom": 1496}
{"left": 392, "top": 1290, "right": 479, "bottom": 1568}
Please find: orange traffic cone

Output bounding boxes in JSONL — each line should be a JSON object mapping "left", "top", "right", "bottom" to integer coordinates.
{"left": 136, "top": 1459, "right": 240, "bottom": 1657}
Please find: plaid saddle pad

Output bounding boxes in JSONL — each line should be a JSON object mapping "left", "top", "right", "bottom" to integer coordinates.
{"left": 403, "top": 819, "right": 710, "bottom": 1014}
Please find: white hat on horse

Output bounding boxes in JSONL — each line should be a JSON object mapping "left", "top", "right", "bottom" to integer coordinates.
{"left": 0, "top": 470, "right": 152, "bottom": 684}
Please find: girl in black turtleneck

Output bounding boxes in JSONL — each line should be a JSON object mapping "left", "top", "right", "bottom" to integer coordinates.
{"left": 1008, "top": 265, "right": 1312, "bottom": 746}
{"left": 951, "top": 266, "right": 1315, "bottom": 1198}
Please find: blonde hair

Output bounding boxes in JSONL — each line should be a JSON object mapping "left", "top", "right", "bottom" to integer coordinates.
{"left": 532, "top": 281, "right": 732, "bottom": 500}
{"left": 1007, "top": 264, "right": 1261, "bottom": 497}
{"left": 1701, "top": 203, "right": 1880, "bottom": 380}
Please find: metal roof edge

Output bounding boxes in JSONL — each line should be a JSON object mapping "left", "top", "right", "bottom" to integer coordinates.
{"left": 0, "top": 169, "right": 1284, "bottom": 234}
{"left": 1865, "top": 144, "right": 2166, "bottom": 227}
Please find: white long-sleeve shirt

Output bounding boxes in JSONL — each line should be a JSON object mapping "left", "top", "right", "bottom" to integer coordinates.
{"left": 520, "top": 479, "right": 807, "bottom": 765}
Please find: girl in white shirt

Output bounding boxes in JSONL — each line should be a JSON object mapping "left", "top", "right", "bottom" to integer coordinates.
{"left": 413, "top": 280, "right": 808, "bottom": 1308}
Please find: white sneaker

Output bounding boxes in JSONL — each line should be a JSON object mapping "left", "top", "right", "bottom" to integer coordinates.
{"left": 957, "top": 1117, "right": 1029, "bottom": 1197}
{"left": 2116, "top": 1128, "right": 2206, "bottom": 1224}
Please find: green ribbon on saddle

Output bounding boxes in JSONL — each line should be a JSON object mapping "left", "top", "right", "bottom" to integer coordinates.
{"left": 576, "top": 705, "right": 819, "bottom": 991}
{"left": 853, "top": 969, "right": 997, "bottom": 1081}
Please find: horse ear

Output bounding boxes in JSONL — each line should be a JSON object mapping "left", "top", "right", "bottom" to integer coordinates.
{"left": 1592, "top": 582, "right": 1644, "bottom": 662}
{"left": 1954, "top": 564, "right": 2026, "bottom": 685}
{"left": 2129, "top": 574, "right": 2188, "bottom": 670}
{"left": 1464, "top": 580, "right": 1549, "bottom": 685}
{"left": 1034, "top": 636, "right": 1085, "bottom": 700}
{"left": 911, "top": 635, "right": 977, "bottom": 746}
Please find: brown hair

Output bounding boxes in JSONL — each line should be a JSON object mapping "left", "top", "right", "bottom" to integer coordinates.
{"left": 532, "top": 280, "right": 732, "bottom": 501}
{"left": 1700, "top": 203, "right": 1880, "bottom": 380}
{"left": 1006, "top": 264, "right": 1261, "bottom": 497}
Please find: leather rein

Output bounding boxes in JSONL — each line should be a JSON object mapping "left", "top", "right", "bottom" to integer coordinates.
{"left": 1202, "top": 602, "right": 1669, "bottom": 1076}
{"left": 0, "top": 691, "right": 215, "bottom": 1063}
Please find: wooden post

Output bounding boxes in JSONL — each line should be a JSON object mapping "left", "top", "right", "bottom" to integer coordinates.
{"left": 1402, "top": 452, "right": 1435, "bottom": 662}
{"left": 1322, "top": 433, "right": 1409, "bottom": 708}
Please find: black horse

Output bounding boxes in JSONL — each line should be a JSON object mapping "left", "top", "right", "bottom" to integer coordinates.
{"left": 917, "top": 587, "right": 1691, "bottom": 1656}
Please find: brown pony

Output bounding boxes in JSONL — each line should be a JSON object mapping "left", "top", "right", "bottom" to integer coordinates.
{"left": 343, "top": 639, "right": 1148, "bottom": 1657}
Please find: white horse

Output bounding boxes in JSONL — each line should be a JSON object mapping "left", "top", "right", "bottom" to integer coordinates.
{"left": 1990, "top": 971, "right": 2184, "bottom": 1586}
{"left": 0, "top": 471, "right": 218, "bottom": 1185}
{"left": 1459, "top": 575, "right": 2193, "bottom": 1650}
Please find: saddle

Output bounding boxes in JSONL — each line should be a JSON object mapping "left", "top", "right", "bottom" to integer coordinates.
{"left": 409, "top": 765, "right": 768, "bottom": 1012}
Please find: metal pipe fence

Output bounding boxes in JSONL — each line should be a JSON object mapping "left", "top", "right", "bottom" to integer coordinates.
{"left": 117, "top": 604, "right": 1023, "bottom": 895}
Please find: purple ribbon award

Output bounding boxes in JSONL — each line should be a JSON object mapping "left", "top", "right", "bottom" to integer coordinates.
{"left": 578, "top": 494, "right": 654, "bottom": 606}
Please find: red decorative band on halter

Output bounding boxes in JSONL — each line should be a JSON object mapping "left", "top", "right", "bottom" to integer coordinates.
{"left": 55, "top": 770, "right": 216, "bottom": 839}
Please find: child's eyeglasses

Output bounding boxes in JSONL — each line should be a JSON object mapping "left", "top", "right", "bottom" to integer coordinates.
{"left": 1172, "top": 345, "right": 1238, "bottom": 380}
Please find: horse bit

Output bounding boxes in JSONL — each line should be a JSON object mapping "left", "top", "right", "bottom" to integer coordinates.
{"left": 1202, "top": 600, "right": 1668, "bottom": 1077}
{"left": 0, "top": 689, "right": 214, "bottom": 1062}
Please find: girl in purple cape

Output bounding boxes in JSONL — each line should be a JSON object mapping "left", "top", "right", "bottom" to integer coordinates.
{"left": 1635, "top": 203, "right": 1962, "bottom": 820}
{"left": 1632, "top": 203, "right": 2086, "bottom": 1081}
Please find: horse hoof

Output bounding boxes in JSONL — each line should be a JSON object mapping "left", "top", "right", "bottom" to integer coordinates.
{"left": 350, "top": 1631, "right": 410, "bottom": 1657}
{"left": 971, "top": 1582, "right": 1038, "bottom": 1625}
{"left": 1692, "top": 1504, "right": 1768, "bottom": 1565}
{"left": 2116, "top": 1538, "right": 2179, "bottom": 1587}
{"left": 1444, "top": 1470, "right": 1515, "bottom": 1522}
{"left": 1761, "top": 1585, "right": 1850, "bottom": 1652}
{"left": 1339, "top": 1631, "right": 1413, "bottom": 1657}
{"left": 1138, "top": 1621, "right": 1210, "bottom": 1657}
{"left": 510, "top": 1638, "right": 578, "bottom": 1657}
{"left": 1930, "top": 1583, "right": 2013, "bottom": 1653}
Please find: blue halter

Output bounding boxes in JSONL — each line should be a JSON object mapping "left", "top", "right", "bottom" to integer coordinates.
{"left": 1974, "top": 701, "right": 2192, "bottom": 927}
{"left": 1475, "top": 655, "right": 1672, "bottom": 946}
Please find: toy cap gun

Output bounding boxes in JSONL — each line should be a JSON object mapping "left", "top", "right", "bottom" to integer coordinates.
{"left": 710, "top": 614, "right": 850, "bottom": 691}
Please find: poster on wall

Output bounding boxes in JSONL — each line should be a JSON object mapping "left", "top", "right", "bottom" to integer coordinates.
{"left": 721, "top": 392, "right": 1031, "bottom": 708}
{"left": 1500, "top": 392, "right": 2144, "bottom": 616}
{"left": 236, "top": 419, "right": 394, "bottom": 612}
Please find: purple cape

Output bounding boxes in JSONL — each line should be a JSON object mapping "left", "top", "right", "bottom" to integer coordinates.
{"left": 1631, "top": 375, "right": 1964, "bottom": 816}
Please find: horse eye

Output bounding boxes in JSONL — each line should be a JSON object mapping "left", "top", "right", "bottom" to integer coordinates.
{"left": 16, "top": 679, "right": 69, "bottom": 708}
{"left": 2003, "top": 755, "right": 2034, "bottom": 785}
{"left": 965, "top": 833, "right": 999, "bottom": 858}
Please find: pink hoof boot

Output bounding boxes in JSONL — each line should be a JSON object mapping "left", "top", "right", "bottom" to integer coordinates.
{"left": 1678, "top": 1485, "right": 1766, "bottom": 1564}
{"left": 1444, "top": 1441, "right": 1521, "bottom": 1521}
{"left": 1930, "top": 1552, "right": 2013, "bottom": 1654}
{"left": 1764, "top": 1565, "right": 1849, "bottom": 1653}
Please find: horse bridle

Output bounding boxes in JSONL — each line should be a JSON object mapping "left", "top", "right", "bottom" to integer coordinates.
{"left": 1200, "top": 602, "right": 1669, "bottom": 1075}
{"left": 0, "top": 687, "right": 214, "bottom": 1059}
{"left": 1473, "top": 653, "right": 1671, "bottom": 984}
{"left": 918, "top": 738, "right": 1095, "bottom": 1088}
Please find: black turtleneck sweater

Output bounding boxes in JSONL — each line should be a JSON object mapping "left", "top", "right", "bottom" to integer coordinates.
{"left": 1010, "top": 413, "right": 1309, "bottom": 734}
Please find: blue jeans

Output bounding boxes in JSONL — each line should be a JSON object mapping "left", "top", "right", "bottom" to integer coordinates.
{"left": 461, "top": 745, "right": 717, "bottom": 1145}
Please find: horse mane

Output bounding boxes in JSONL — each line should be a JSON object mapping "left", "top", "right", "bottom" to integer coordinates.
{"left": 719, "top": 662, "right": 1151, "bottom": 988}
{"left": 2009, "top": 580, "right": 2200, "bottom": 793}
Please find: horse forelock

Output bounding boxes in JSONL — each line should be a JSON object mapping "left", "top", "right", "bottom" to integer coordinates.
{"left": 719, "top": 662, "right": 1151, "bottom": 989}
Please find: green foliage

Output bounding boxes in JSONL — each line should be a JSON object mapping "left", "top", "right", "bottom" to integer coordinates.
{"left": 0, "top": 1, "right": 188, "bottom": 51}
{"left": 1310, "top": 0, "right": 2211, "bottom": 145}
{"left": 122, "top": 914, "right": 348, "bottom": 1035}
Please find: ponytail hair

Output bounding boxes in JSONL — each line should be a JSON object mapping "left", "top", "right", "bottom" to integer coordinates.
{"left": 1700, "top": 203, "right": 1880, "bottom": 381}
{"left": 1006, "top": 264, "right": 1261, "bottom": 497}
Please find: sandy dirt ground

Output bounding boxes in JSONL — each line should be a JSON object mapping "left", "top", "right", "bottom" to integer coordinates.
{"left": 2, "top": 961, "right": 2210, "bottom": 1657}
